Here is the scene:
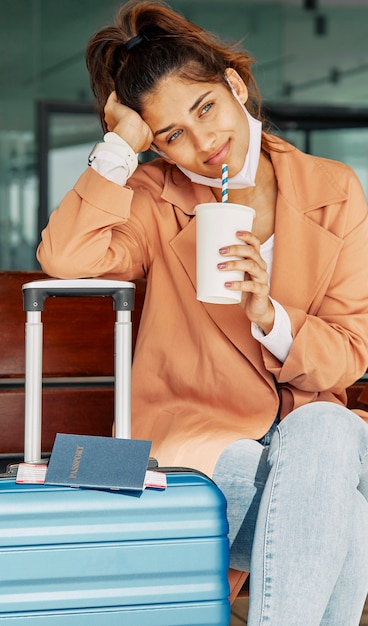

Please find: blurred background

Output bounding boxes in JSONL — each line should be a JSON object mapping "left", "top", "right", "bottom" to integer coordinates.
{"left": 1, "top": 0, "right": 368, "bottom": 270}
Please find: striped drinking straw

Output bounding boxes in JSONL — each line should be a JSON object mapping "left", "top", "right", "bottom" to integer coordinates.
{"left": 221, "top": 164, "right": 229, "bottom": 203}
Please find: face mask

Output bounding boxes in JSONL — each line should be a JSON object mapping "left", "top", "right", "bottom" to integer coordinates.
{"left": 173, "top": 87, "right": 262, "bottom": 189}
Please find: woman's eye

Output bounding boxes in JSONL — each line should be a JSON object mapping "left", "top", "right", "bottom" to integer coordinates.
{"left": 168, "top": 129, "right": 182, "bottom": 143}
{"left": 200, "top": 103, "right": 213, "bottom": 116}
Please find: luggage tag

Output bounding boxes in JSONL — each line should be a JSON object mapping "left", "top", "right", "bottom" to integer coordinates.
{"left": 16, "top": 463, "right": 48, "bottom": 484}
{"left": 144, "top": 470, "right": 167, "bottom": 489}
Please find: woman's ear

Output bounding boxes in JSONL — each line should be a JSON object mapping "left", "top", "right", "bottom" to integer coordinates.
{"left": 224, "top": 68, "right": 248, "bottom": 104}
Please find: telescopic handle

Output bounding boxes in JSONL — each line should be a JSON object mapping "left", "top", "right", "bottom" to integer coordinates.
{"left": 22, "top": 278, "right": 135, "bottom": 312}
{"left": 22, "top": 279, "right": 135, "bottom": 463}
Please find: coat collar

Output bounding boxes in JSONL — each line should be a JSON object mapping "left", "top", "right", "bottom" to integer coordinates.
{"left": 161, "top": 163, "right": 214, "bottom": 215}
{"left": 269, "top": 140, "right": 346, "bottom": 308}
{"left": 270, "top": 136, "right": 348, "bottom": 213}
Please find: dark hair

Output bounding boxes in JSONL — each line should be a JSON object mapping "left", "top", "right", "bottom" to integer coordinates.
{"left": 86, "top": 0, "right": 273, "bottom": 146}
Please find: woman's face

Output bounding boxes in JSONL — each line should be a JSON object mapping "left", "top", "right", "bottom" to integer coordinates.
{"left": 141, "top": 69, "right": 250, "bottom": 179}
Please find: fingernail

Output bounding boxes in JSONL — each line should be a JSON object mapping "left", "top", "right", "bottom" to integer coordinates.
{"left": 217, "top": 262, "right": 227, "bottom": 269}
{"left": 219, "top": 247, "right": 229, "bottom": 254}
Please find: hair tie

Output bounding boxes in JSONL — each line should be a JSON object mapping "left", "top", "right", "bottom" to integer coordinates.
{"left": 125, "top": 33, "right": 144, "bottom": 52}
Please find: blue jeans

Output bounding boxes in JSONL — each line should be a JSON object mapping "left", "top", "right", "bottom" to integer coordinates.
{"left": 212, "top": 402, "right": 368, "bottom": 625}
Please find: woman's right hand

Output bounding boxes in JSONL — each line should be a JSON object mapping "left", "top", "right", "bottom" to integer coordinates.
{"left": 104, "top": 91, "right": 153, "bottom": 153}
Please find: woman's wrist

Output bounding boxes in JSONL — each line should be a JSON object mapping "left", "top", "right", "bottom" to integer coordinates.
{"left": 251, "top": 299, "right": 275, "bottom": 336}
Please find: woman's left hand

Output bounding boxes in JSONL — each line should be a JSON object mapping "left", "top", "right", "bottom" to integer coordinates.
{"left": 218, "top": 230, "right": 275, "bottom": 334}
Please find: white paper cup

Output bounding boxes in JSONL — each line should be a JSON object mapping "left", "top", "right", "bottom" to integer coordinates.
{"left": 195, "top": 202, "right": 255, "bottom": 304}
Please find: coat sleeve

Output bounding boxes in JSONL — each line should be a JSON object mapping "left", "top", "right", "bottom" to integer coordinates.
{"left": 37, "top": 167, "right": 150, "bottom": 280}
{"left": 264, "top": 171, "right": 368, "bottom": 394}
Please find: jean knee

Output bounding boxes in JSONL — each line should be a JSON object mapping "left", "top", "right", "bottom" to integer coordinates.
{"left": 272, "top": 402, "right": 368, "bottom": 490}
{"left": 280, "top": 401, "right": 366, "bottom": 447}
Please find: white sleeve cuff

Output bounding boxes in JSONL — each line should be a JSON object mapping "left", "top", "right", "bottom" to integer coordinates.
{"left": 88, "top": 132, "right": 138, "bottom": 186}
{"left": 251, "top": 297, "right": 293, "bottom": 363}
{"left": 90, "top": 149, "right": 130, "bottom": 186}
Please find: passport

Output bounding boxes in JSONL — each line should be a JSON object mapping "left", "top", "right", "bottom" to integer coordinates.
{"left": 45, "top": 433, "right": 152, "bottom": 492}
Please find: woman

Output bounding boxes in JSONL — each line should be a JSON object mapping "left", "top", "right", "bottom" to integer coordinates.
{"left": 37, "top": 1, "right": 368, "bottom": 624}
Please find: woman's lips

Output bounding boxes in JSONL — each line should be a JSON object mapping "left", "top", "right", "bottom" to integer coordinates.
{"left": 205, "top": 140, "right": 230, "bottom": 166}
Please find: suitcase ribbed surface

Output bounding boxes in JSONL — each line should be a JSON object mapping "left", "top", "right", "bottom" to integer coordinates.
{"left": 0, "top": 471, "right": 230, "bottom": 625}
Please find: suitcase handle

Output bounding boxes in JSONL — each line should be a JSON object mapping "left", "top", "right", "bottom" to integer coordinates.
{"left": 22, "top": 279, "right": 136, "bottom": 463}
{"left": 22, "top": 278, "right": 135, "bottom": 312}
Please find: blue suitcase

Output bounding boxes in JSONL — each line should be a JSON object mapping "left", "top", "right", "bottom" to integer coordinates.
{"left": 0, "top": 279, "right": 230, "bottom": 625}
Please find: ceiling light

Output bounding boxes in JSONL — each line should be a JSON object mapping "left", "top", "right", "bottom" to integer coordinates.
{"left": 303, "top": 0, "right": 318, "bottom": 10}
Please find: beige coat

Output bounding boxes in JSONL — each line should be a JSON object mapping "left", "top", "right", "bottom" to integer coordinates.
{"left": 38, "top": 137, "right": 368, "bottom": 476}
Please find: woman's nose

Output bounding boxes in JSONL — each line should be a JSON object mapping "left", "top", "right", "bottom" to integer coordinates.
{"left": 191, "top": 128, "right": 217, "bottom": 152}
